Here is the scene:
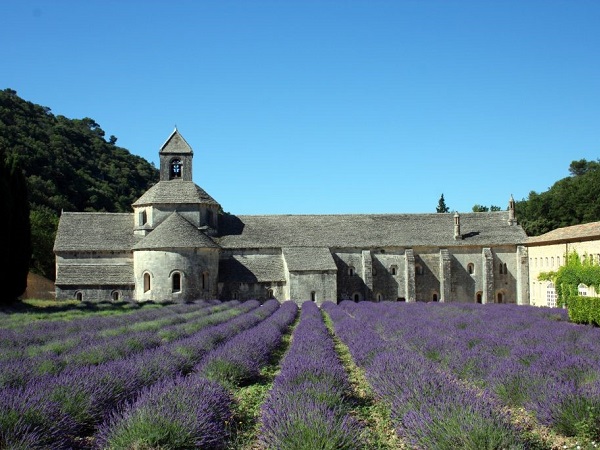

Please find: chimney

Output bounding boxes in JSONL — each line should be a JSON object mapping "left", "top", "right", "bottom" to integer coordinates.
{"left": 454, "top": 211, "right": 462, "bottom": 240}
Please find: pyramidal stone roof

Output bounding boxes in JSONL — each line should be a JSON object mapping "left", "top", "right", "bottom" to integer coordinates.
{"left": 133, "top": 212, "right": 220, "bottom": 250}
{"left": 159, "top": 128, "right": 193, "bottom": 155}
{"left": 132, "top": 181, "right": 220, "bottom": 207}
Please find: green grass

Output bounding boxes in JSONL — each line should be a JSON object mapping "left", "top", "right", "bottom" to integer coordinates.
{"left": 321, "top": 311, "right": 403, "bottom": 450}
{"left": 225, "top": 316, "right": 299, "bottom": 450}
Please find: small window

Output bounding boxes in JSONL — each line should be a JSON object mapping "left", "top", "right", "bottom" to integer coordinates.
{"left": 390, "top": 265, "right": 397, "bottom": 275}
{"left": 348, "top": 266, "right": 355, "bottom": 276}
{"left": 111, "top": 291, "right": 119, "bottom": 301}
{"left": 547, "top": 282, "right": 557, "bottom": 307}
{"left": 476, "top": 292, "right": 482, "bottom": 304}
{"left": 138, "top": 210, "right": 147, "bottom": 226}
{"left": 353, "top": 292, "right": 361, "bottom": 302}
{"left": 376, "top": 293, "right": 383, "bottom": 302}
{"left": 76, "top": 291, "right": 83, "bottom": 301}
{"left": 497, "top": 292, "right": 504, "bottom": 303}
{"left": 467, "top": 263, "right": 474, "bottom": 274}
{"left": 432, "top": 293, "right": 438, "bottom": 302}
{"left": 144, "top": 273, "right": 151, "bottom": 292}
{"left": 311, "top": 291, "right": 317, "bottom": 302}
{"left": 232, "top": 291, "right": 239, "bottom": 300}
{"left": 267, "top": 289, "right": 274, "bottom": 299}
{"left": 415, "top": 264, "right": 423, "bottom": 275}
{"left": 172, "top": 272, "right": 181, "bottom": 293}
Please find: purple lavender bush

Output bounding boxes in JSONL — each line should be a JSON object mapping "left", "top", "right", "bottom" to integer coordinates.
{"left": 196, "top": 300, "right": 298, "bottom": 387}
{"left": 259, "top": 301, "right": 363, "bottom": 449}
{"left": 95, "top": 375, "right": 232, "bottom": 450}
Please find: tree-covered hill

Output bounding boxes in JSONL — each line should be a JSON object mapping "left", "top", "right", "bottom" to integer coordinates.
{"left": 515, "top": 159, "right": 600, "bottom": 236}
{"left": 0, "top": 88, "right": 159, "bottom": 281}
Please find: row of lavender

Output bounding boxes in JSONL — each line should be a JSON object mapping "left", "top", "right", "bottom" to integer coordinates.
{"left": 259, "top": 300, "right": 363, "bottom": 449}
{"left": 0, "top": 299, "right": 282, "bottom": 448}
{"left": 95, "top": 300, "right": 299, "bottom": 448}
{"left": 324, "top": 300, "right": 600, "bottom": 447}
{"left": 0, "top": 301, "right": 243, "bottom": 388}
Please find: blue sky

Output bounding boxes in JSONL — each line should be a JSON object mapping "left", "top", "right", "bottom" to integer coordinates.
{"left": 1, "top": 1, "right": 599, "bottom": 215}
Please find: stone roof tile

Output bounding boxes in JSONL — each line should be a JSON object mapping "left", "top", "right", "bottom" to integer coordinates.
{"left": 133, "top": 212, "right": 219, "bottom": 250}
{"left": 132, "top": 181, "right": 220, "bottom": 207}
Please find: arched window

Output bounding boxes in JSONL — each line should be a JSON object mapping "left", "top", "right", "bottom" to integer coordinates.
{"left": 170, "top": 158, "right": 182, "bottom": 179}
{"left": 144, "top": 273, "right": 151, "bottom": 293}
{"left": 348, "top": 266, "right": 355, "bottom": 276}
{"left": 76, "top": 291, "right": 83, "bottom": 301}
{"left": 376, "top": 293, "right": 383, "bottom": 302}
{"left": 267, "top": 288, "right": 274, "bottom": 299}
{"left": 432, "top": 293, "right": 438, "bottom": 302}
{"left": 232, "top": 291, "right": 239, "bottom": 300}
{"left": 476, "top": 292, "right": 482, "bottom": 304}
{"left": 353, "top": 292, "right": 361, "bottom": 302}
{"left": 390, "top": 265, "right": 397, "bottom": 275}
{"left": 111, "top": 291, "right": 119, "bottom": 301}
{"left": 311, "top": 291, "right": 317, "bottom": 302}
{"left": 172, "top": 272, "right": 181, "bottom": 293}
{"left": 467, "top": 263, "right": 474, "bottom": 274}
{"left": 497, "top": 292, "right": 504, "bottom": 303}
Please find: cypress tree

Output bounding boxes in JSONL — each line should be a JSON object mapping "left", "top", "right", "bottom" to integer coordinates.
{"left": 0, "top": 152, "right": 31, "bottom": 304}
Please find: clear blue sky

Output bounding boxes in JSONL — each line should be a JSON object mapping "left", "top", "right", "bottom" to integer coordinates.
{"left": 1, "top": 1, "right": 599, "bottom": 215}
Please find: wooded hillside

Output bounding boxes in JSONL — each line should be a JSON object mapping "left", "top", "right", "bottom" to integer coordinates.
{"left": 0, "top": 89, "right": 158, "bottom": 281}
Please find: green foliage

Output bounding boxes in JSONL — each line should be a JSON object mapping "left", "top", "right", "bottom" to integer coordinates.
{"left": 436, "top": 193, "right": 450, "bottom": 213}
{"left": 538, "top": 250, "right": 600, "bottom": 324}
{"left": 472, "top": 205, "right": 502, "bottom": 212}
{"left": 0, "top": 89, "right": 159, "bottom": 280}
{"left": 516, "top": 158, "right": 600, "bottom": 236}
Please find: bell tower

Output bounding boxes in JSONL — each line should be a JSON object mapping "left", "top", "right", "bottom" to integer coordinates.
{"left": 159, "top": 128, "right": 194, "bottom": 181}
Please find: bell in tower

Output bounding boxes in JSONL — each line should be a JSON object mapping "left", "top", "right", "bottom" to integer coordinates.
{"left": 159, "top": 128, "right": 194, "bottom": 181}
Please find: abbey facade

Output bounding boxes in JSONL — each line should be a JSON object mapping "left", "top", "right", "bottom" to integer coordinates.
{"left": 54, "top": 130, "right": 530, "bottom": 305}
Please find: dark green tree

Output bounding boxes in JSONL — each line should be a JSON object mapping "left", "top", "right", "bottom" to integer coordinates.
{"left": 436, "top": 194, "right": 450, "bottom": 213}
{"left": 0, "top": 152, "right": 32, "bottom": 303}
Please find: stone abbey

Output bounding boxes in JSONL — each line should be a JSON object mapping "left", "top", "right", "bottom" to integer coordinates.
{"left": 54, "top": 129, "right": 530, "bottom": 305}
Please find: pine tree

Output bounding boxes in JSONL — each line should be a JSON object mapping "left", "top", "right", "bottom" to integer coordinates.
{"left": 436, "top": 194, "right": 450, "bottom": 213}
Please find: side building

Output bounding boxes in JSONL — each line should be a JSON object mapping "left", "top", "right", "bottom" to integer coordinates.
{"left": 527, "top": 221, "right": 600, "bottom": 307}
{"left": 54, "top": 129, "right": 530, "bottom": 305}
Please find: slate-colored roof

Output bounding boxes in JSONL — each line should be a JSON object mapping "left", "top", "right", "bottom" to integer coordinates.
{"left": 54, "top": 213, "right": 139, "bottom": 252}
{"left": 132, "top": 181, "right": 220, "bottom": 207}
{"left": 133, "top": 212, "right": 220, "bottom": 250}
{"left": 527, "top": 221, "right": 600, "bottom": 246}
{"left": 219, "top": 254, "right": 286, "bottom": 283}
{"left": 55, "top": 264, "right": 134, "bottom": 286}
{"left": 216, "top": 211, "right": 528, "bottom": 249}
{"left": 283, "top": 247, "right": 337, "bottom": 271}
{"left": 160, "top": 129, "right": 193, "bottom": 155}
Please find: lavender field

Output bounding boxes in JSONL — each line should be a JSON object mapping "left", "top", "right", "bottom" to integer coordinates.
{"left": 0, "top": 299, "right": 598, "bottom": 449}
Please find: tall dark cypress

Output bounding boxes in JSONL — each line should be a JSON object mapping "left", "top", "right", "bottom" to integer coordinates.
{"left": 0, "top": 154, "right": 31, "bottom": 303}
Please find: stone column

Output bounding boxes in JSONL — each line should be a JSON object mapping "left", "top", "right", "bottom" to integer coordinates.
{"left": 362, "top": 249, "right": 373, "bottom": 301}
{"left": 405, "top": 249, "right": 416, "bottom": 302}
{"left": 482, "top": 248, "right": 494, "bottom": 304}
{"left": 516, "top": 245, "right": 529, "bottom": 305}
{"left": 439, "top": 248, "right": 451, "bottom": 302}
